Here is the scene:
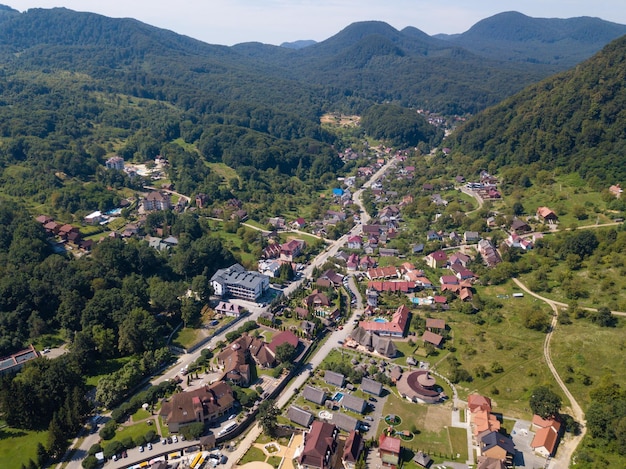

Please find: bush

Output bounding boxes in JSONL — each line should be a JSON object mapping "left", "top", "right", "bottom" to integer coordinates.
{"left": 144, "top": 429, "right": 157, "bottom": 443}
{"left": 99, "top": 423, "right": 116, "bottom": 440}
{"left": 82, "top": 455, "right": 99, "bottom": 469}
{"left": 103, "top": 440, "right": 124, "bottom": 459}
{"left": 120, "top": 436, "right": 134, "bottom": 449}
{"left": 180, "top": 422, "right": 205, "bottom": 440}
{"left": 134, "top": 435, "right": 147, "bottom": 447}
{"left": 88, "top": 444, "right": 102, "bottom": 456}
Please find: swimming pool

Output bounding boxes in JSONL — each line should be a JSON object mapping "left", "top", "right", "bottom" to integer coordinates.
{"left": 105, "top": 208, "right": 122, "bottom": 216}
{"left": 332, "top": 392, "right": 344, "bottom": 402}
{"left": 373, "top": 317, "right": 388, "bottom": 323}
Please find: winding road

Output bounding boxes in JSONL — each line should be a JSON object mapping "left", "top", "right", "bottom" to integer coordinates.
{"left": 512, "top": 278, "right": 586, "bottom": 469}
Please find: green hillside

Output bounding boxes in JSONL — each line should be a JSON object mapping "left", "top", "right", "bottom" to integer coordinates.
{"left": 449, "top": 34, "right": 626, "bottom": 187}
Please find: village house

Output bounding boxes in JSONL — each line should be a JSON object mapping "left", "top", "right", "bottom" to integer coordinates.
{"left": 268, "top": 217, "right": 286, "bottom": 229}
{"left": 341, "top": 430, "right": 364, "bottom": 469}
{"left": 360, "top": 377, "right": 383, "bottom": 396}
{"left": 530, "top": 415, "right": 562, "bottom": 458}
{"left": 105, "top": 156, "right": 125, "bottom": 170}
{"left": 303, "top": 386, "right": 327, "bottom": 405}
{"left": 330, "top": 412, "right": 359, "bottom": 432}
{"left": 281, "top": 239, "right": 306, "bottom": 262}
{"left": 422, "top": 330, "right": 444, "bottom": 348}
{"left": 347, "top": 235, "right": 362, "bottom": 250}
{"left": 340, "top": 394, "right": 366, "bottom": 414}
{"left": 288, "top": 406, "right": 314, "bottom": 428}
{"left": 536, "top": 206, "right": 558, "bottom": 223}
{"left": 609, "top": 184, "right": 623, "bottom": 198}
{"left": 478, "top": 431, "right": 515, "bottom": 463}
{"left": 297, "top": 421, "right": 339, "bottom": 469}
{"left": 159, "top": 382, "right": 235, "bottom": 433}
{"left": 378, "top": 434, "right": 402, "bottom": 466}
{"left": 215, "top": 301, "right": 244, "bottom": 317}
{"left": 427, "top": 250, "right": 448, "bottom": 269}
{"left": 324, "top": 371, "right": 346, "bottom": 388}
{"left": 510, "top": 218, "right": 531, "bottom": 233}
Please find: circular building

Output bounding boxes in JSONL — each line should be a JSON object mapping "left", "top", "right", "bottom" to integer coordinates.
{"left": 396, "top": 370, "right": 442, "bottom": 404}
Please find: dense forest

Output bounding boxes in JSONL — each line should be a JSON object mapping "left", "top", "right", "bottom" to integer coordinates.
{"left": 449, "top": 35, "right": 626, "bottom": 187}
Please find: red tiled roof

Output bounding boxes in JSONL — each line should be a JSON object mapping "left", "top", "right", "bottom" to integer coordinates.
{"left": 378, "top": 434, "right": 401, "bottom": 454}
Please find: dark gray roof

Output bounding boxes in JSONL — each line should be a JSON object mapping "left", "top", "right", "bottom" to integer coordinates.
{"left": 361, "top": 378, "right": 383, "bottom": 396}
{"left": 288, "top": 405, "right": 314, "bottom": 427}
{"left": 331, "top": 412, "right": 359, "bottom": 432}
{"left": 324, "top": 371, "right": 345, "bottom": 387}
{"left": 480, "top": 431, "right": 516, "bottom": 455}
{"left": 303, "top": 385, "right": 327, "bottom": 405}
{"left": 211, "top": 263, "right": 268, "bottom": 291}
{"left": 372, "top": 335, "right": 397, "bottom": 358}
{"left": 341, "top": 394, "right": 366, "bottom": 414}
{"left": 413, "top": 451, "right": 433, "bottom": 467}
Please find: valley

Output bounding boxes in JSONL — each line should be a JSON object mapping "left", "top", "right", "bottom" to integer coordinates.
{"left": 0, "top": 5, "right": 624, "bottom": 469}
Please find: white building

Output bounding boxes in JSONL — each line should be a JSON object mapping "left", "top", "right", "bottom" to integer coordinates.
{"left": 211, "top": 264, "right": 270, "bottom": 301}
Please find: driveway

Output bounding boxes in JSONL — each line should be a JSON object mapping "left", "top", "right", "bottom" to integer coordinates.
{"left": 511, "top": 419, "right": 549, "bottom": 469}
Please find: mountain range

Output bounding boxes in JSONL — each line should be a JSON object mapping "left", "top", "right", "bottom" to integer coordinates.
{"left": 0, "top": 6, "right": 623, "bottom": 115}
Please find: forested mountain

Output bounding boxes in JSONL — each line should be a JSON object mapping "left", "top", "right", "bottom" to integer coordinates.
{"left": 0, "top": 7, "right": 621, "bottom": 116}
{"left": 448, "top": 34, "right": 626, "bottom": 187}
{"left": 435, "top": 11, "right": 626, "bottom": 67}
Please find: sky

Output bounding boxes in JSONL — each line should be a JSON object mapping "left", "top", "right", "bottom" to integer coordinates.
{"left": 6, "top": 1, "right": 626, "bottom": 46}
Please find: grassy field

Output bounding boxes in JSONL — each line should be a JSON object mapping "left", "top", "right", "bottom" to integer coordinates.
{"left": 517, "top": 247, "right": 626, "bottom": 311}
{"left": 171, "top": 327, "right": 205, "bottom": 350}
{"left": 433, "top": 281, "right": 560, "bottom": 419}
{"left": 380, "top": 393, "right": 463, "bottom": 463}
{"left": 550, "top": 316, "right": 626, "bottom": 409}
{"left": 207, "top": 162, "right": 239, "bottom": 185}
{"left": 239, "top": 446, "right": 266, "bottom": 465}
{"left": 0, "top": 426, "right": 48, "bottom": 469}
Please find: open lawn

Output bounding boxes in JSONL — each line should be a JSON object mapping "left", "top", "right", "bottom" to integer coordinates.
{"left": 239, "top": 446, "right": 266, "bottom": 465}
{"left": 0, "top": 426, "right": 48, "bottom": 469}
{"left": 112, "top": 420, "right": 159, "bottom": 446}
{"left": 171, "top": 327, "right": 205, "bottom": 350}
{"left": 381, "top": 393, "right": 462, "bottom": 462}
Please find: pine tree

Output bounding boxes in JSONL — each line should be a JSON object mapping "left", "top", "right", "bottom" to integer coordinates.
{"left": 36, "top": 442, "right": 48, "bottom": 468}
{"left": 47, "top": 412, "right": 68, "bottom": 461}
{"left": 27, "top": 459, "right": 37, "bottom": 469}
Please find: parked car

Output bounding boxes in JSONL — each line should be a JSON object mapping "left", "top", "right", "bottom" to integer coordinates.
{"left": 162, "top": 438, "right": 167, "bottom": 445}
{"left": 172, "top": 435, "right": 178, "bottom": 443}
{"left": 167, "top": 437, "right": 173, "bottom": 444}
{"left": 147, "top": 442, "right": 152, "bottom": 450}
{"left": 368, "top": 397, "right": 377, "bottom": 402}
{"left": 138, "top": 446, "right": 144, "bottom": 453}
{"left": 364, "top": 416, "right": 374, "bottom": 421}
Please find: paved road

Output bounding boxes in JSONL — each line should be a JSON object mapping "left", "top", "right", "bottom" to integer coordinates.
{"left": 458, "top": 186, "right": 484, "bottom": 215}
{"left": 64, "top": 154, "right": 397, "bottom": 469}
